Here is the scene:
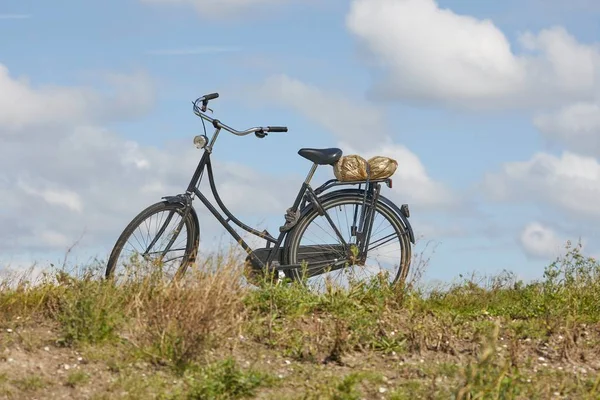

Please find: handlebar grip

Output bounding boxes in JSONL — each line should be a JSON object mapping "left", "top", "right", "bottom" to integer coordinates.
{"left": 203, "top": 93, "right": 219, "bottom": 101}
{"left": 267, "top": 126, "right": 288, "bottom": 133}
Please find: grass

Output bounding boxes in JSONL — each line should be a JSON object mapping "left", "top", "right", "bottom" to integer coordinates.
{"left": 12, "top": 374, "right": 47, "bottom": 392}
{"left": 184, "top": 358, "right": 276, "bottom": 399}
{"left": 65, "top": 371, "right": 90, "bottom": 388}
{"left": 0, "top": 241, "right": 599, "bottom": 398}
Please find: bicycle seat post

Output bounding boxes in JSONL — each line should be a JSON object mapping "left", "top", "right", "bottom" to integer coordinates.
{"left": 305, "top": 163, "right": 318, "bottom": 185}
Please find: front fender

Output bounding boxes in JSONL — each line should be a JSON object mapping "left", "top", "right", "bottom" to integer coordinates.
{"left": 300, "top": 188, "right": 415, "bottom": 244}
{"left": 162, "top": 195, "right": 201, "bottom": 242}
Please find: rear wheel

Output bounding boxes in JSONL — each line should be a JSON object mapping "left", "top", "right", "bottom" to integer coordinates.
{"left": 105, "top": 201, "right": 199, "bottom": 283}
{"left": 284, "top": 193, "right": 412, "bottom": 291}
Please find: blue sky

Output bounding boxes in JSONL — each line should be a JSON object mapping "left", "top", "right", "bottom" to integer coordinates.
{"left": 2, "top": 0, "right": 600, "bottom": 283}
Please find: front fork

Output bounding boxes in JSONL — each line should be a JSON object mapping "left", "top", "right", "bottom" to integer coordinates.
{"left": 143, "top": 193, "right": 193, "bottom": 261}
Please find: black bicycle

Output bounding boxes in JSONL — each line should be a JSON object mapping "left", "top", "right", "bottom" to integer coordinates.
{"left": 105, "top": 93, "right": 415, "bottom": 288}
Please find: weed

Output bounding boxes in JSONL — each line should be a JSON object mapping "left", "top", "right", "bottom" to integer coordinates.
{"left": 65, "top": 371, "right": 90, "bottom": 388}
{"left": 185, "top": 358, "right": 274, "bottom": 399}
{"left": 55, "top": 276, "right": 126, "bottom": 346}
{"left": 12, "top": 374, "right": 47, "bottom": 391}
{"left": 303, "top": 372, "right": 383, "bottom": 400}
{"left": 132, "top": 257, "right": 247, "bottom": 372}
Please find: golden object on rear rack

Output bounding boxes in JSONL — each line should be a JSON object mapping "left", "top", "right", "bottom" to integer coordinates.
{"left": 367, "top": 156, "right": 398, "bottom": 180}
{"left": 333, "top": 155, "right": 398, "bottom": 182}
{"left": 333, "top": 155, "right": 368, "bottom": 182}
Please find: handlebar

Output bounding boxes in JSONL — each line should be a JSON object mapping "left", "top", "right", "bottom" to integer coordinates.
{"left": 266, "top": 126, "right": 288, "bottom": 133}
{"left": 203, "top": 93, "right": 219, "bottom": 101}
{"left": 192, "top": 93, "right": 288, "bottom": 138}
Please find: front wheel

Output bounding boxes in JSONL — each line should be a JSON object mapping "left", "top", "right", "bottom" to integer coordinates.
{"left": 284, "top": 193, "right": 412, "bottom": 290}
{"left": 105, "top": 201, "right": 199, "bottom": 283}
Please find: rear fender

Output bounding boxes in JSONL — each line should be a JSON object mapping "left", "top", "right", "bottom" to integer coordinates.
{"left": 296, "top": 188, "right": 415, "bottom": 244}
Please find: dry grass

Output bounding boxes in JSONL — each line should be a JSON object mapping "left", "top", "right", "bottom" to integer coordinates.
{"left": 0, "top": 241, "right": 599, "bottom": 399}
{"left": 129, "top": 261, "right": 247, "bottom": 371}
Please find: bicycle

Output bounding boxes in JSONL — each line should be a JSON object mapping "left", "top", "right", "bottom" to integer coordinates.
{"left": 105, "top": 92, "right": 415, "bottom": 289}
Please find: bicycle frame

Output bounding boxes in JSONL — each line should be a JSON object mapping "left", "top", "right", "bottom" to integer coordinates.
{"left": 106, "top": 93, "right": 416, "bottom": 284}
{"left": 170, "top": 152, "right": 384, "bottom": 275}
{"left": 160, "top": 100, "right": 402, "bottom": 276}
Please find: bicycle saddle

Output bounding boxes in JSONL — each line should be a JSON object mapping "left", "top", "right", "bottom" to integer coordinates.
{"left": 298, "top": 148, "right": 343, "bottom": 165}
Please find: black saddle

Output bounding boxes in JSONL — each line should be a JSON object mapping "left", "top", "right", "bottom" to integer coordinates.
{"left": 298, "top": 148, "right": 343, "bottom": 165}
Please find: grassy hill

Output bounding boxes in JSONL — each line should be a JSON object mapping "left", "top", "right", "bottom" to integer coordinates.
{"left": 1, "top": 242, "right": 599, "bottom": 399}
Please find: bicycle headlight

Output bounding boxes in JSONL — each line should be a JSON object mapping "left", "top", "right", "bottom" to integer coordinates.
{"left": 193, "top": 135, "right": 208, "bottom": 149}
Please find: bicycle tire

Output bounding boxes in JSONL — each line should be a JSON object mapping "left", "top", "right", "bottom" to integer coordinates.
{"left": 283, "top": 192, "right": 412, "bottom": 287}
{"left": 105, "top": 201, "right": 199, "bottom": 281}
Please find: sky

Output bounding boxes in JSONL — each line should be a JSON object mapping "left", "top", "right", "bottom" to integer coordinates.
{"left": 2, "top": 0, "right": 600, "bottom": 284}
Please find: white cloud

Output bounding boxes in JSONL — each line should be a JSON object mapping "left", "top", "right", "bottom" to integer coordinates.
{"left": 258, "top": 74, "right": 388, "bottom": 147}
{"left": 215, "top": 162, "right": 293, "bottom": 214}
{"left": 342, "top": 140, "right": 457, "bottom": 209}
{"left": 255, "top": 74, "right": 458, "bottom": 209}
{"left": 40, "top": 230, "right": 72, "bottom": 248}
{"left": 483, "top": 151, "right": 600, "bottom": 218}
{"left": 140, "top": 0, "right": 291, "bottom": 17}
{"left": 534, "top": 102, "right": 600, "bottom": 156}
{"left": 519, "top": 222, "right": 565, "bottom": 260}
{"left": 0, "top": 64, "right": 298, "bottom": 267}
{"left": 0, "top": 65, "right": 154, "bottom": 135}
{"left": 346, "top": 0, "right": 600, "bottom": 109}
{"left": 17, "top": 180, "right": 84, "bottom": 213}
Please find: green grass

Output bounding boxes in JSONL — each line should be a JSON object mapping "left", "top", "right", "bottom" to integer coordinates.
{"left": 12, "top": 374, "right": 48, "bottom": 391}
{"left": 184, "top": 358, "right": 276, "bottom": 399}
{"left": 0, "top": 242, "right": 599, "bottom": 398}
{"left": 65, "top": 371, "right": 90, "bottom": 388}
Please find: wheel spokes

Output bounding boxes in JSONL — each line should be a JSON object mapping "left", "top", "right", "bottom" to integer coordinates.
{"left": 293, "top": 201, "right": 405, "bottom": 291}
{"left": 111, "top": 209, "right": 191, "bottom": 283}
